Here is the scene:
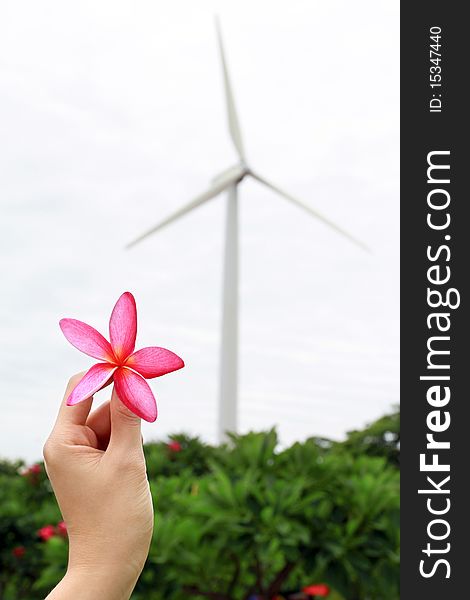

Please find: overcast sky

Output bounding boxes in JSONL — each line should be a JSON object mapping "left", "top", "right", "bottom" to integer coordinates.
{"left": 0, "top": 0, "right": 399, "bottom": 461}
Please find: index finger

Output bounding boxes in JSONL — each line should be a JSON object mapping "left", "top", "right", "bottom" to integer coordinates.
{"left": 55, "top": 372, "right": 93, "bottom": 428}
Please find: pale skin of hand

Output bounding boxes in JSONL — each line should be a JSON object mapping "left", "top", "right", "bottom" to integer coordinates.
{"left": 44, "top": 373, "right": 154, "bottom": 600}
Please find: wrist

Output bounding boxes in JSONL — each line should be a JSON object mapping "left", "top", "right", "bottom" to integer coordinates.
{"left": 47, "top": 565, "right": 139, "bottom": 600}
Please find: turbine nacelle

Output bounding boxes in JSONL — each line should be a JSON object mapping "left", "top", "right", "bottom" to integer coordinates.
{"left": 211, "top": 163, "right": 250, "bottom": 187}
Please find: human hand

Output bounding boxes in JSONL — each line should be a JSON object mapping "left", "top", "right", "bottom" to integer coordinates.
{"left": 44, "top": 373, "right": 154, "bottom": 600}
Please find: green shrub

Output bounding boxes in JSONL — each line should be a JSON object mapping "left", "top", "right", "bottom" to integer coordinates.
{"left": 0, "top": 413, "right": 399, "bottom": 600}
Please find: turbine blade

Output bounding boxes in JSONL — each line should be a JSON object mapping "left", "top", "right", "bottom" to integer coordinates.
{"left": 251, "top": 172, "right": 370, "bottom": 252}
{"left": 127, "top": 181, "right": 229, "bottom": 248}
{"left": 215, "top": 16, "right": 245, "bottom": 161}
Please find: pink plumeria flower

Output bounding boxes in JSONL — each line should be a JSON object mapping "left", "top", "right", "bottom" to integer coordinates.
{"left": 59, "top": 292, "right": 184, "bottom": 422}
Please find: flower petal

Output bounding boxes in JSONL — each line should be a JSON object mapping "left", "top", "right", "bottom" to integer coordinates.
{"left": 67, "top": 363, "right": 117, "bottom": 406}
{"left": 125, "top": 347, "right": 185, "bottom": 379}
{"left": 114, "top": 367, "right": 157, "bottom": 422}
{"left": 60, "top": 319, "right": 114, "bottom": 362}
{"left": 109, "top": 292, "right": 137, "bottom": 362}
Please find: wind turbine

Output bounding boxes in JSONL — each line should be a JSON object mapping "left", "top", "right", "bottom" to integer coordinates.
{"left": 127, "top": 18, "right": 368, "bottom": 442}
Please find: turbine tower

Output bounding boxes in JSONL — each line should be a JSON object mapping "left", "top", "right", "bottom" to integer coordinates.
{"left": 127, "top": 18, "right": 368, "bottom": 442}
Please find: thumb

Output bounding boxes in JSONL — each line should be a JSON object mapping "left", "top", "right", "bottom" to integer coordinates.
{"left": 109, "top": 386, "right": 142, "bottom": 454}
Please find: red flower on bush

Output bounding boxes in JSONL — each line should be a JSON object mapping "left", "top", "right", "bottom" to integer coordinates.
{"left": 303, "top": 584, "right": 330, "bottom": 597}
{"left": 57, "top": 521, "right": 68, "bottom": 537}
{"left": 37, "top": 521, "right": 68, "bottom": 541}
{"left": 21, "top": 463, "right": 42, "bottom": 484}
{"left": 167, "top": 440, "right": 182, "bottom": 453}
{"left": 12, "top": 546, "right": 26, "bottom": 558}
{"left": 38, "top": 525, "right": 56, "bottom": 541}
